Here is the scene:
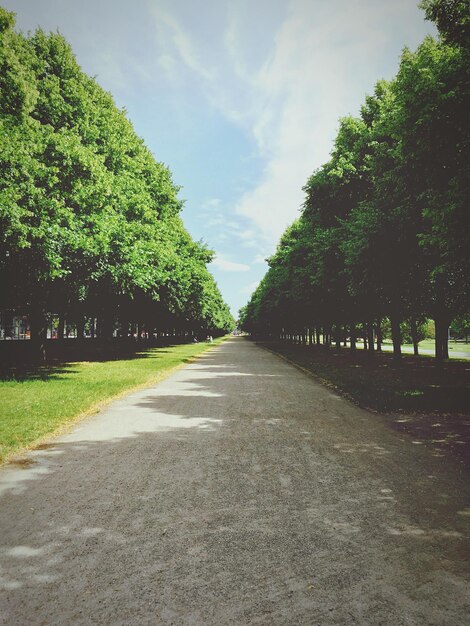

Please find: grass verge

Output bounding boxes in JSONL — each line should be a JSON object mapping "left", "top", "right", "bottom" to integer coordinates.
{"left": 0, "top": 337, "right": 227, "bottom": 465}
{"left": 379, "top": 339, "right": 470, "bottom": 357}
{"left": 258, "top": 340, "right": 470, "bottom": 468}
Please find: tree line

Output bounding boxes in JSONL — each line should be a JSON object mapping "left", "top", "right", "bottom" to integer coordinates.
{"left": 239, "top": 0, "right": 469, "bottom": 362}
{"left": 0, "top": 7, "right": 234, "bottom": 360}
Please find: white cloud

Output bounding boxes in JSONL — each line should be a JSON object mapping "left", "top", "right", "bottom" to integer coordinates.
{"left": 241, "top": 280, "right": 260, "bottom": 295}
{"left": 212, "top": 0, "right": 435, "bottom": 248}
{"left": 206, "top": 214, "right": 225, "bottom": 227}
{"left": 253, "top": 254, "right": 268, "bottom": 264}
{"left": 204, "top": 197, "right": 221, "bottom": 209}
{"left": 211, "top": 254, "right": 250, "bottom": 273}
{"left": 150, "top": 6, "right": 215, "bottom": 82}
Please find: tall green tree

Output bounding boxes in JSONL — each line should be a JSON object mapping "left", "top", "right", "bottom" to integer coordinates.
{"left": 0, "top": 8, "right": 232, "bottom": 358}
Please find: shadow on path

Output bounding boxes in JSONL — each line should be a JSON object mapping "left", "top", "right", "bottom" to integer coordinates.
{"left": 0, "top": 339, "right": 469, "bottom": 625}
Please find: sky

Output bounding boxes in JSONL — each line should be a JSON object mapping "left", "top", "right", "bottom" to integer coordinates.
{"left": 3, "top": 0, "right": 436, "bottom": 316}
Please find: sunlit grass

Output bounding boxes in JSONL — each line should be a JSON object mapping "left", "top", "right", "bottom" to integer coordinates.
{"left": 0, "top": 338, "right": 226, "bottom": 464}
{"left": 380, "top": 339, "right": 470, "bottom": 357}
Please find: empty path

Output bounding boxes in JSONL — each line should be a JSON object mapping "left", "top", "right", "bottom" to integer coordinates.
{"left": 0, "top": 338, "right": 469, "bottom": 625}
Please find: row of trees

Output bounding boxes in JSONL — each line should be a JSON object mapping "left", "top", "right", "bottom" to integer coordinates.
{"left": 0, "top": 8, "right": 234, "bottom": 359}
{"left": 240, "top": 0, "right": 469, "bottom": 362}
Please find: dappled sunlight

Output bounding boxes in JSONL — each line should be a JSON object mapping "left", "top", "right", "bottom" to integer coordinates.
{"left": 333, "top": 442, "right": 391, "bottom": 456}
{"left": 390, "top": 412, "right": 470, "bottom": 469}
{"left": 0, "top": 543, "right": 54, "bottom": 590}
{"left": 0, "top": 456, "right": 56, "bottom": 497}
{"left": 6, "top": 546, "right": 45, "bottom": 558}
{"left": 0, "top": 344, "right": 259, "bottom": 494}
{"left": 62, "top": 412, "right": 222, "bottom": 444}
{"left": 0, "top": 525, "right": 107, "bottom": 591}
{"left": 386, "top": 524, "right": 463, "bottom": 541}
{"left": 190, "top": 363, "right": 239, "bottom": 370}
{"left": 322, "top": 518, "right": 361, "bottom": 536}
{"left": 155, "top": 380, "right": 224, "bottom": 398}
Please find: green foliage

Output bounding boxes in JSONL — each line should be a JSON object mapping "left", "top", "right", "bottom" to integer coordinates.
{"left": 241, "top": 7, "right": 468, "bottom": 360}
{"left": 420, "top": 0, "right": 470, "bottom": 47}
{"left": 0, "top": 11, "right": 233, "bottom": 340}
{"left": 451, "top": 313, "right": 470, "bottom": 338}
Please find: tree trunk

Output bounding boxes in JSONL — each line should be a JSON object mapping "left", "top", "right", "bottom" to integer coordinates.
{"left": 410, "top": 318, "right": 419, "bottom": 356}
{"left": 76, "top": 316, "right": 85, "bottom": 340}
{"left": 335, "top": 324, "right": 341, "bottom": 350}
{"left": 443, "top": 325, "right": 449, "bottom": 359}
{"left": 99, "top": 315, "right": 114, "bottom": 341}
{"left": 120, "top": 317, "right": 130, "bottom": 338}
{"left": 367, "top": 322, "right": 374, "bottom": 353}
{"left": 58, "top": 316, "right": 65, "bottom": 341}
{"left": 2, "top": 312, "right": 14, "bottom": 339}
{"left": 435, "top": 316, "right": 449, "bottom": 362}
{"left": 390, "top": 315, "right": 402, "bottom": 361}
{"left": 376, "top": 320, "right": 382, "bottom": 352}
{"left": 350, "top": 323, "right": 356, "bottom": 351}
{"left": 362, "top": 323, "right": 368, "bottom": 350}
{"left": 30, "top": 303, "right": 48, "bottom": 363}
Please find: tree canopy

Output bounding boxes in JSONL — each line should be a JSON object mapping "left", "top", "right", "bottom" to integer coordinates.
{"left": 0, "top": 7, "right": 234, "bottom": 356}
{"left": 240, "top": 2, "right": 469, "bottom": 362}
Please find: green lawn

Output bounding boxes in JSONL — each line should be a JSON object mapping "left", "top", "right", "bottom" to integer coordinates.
{"left": 374, "top": 339, "right": 470, "bottom": 357}
{"left": 0, "top": 338, "right": 226, "bottom": 464}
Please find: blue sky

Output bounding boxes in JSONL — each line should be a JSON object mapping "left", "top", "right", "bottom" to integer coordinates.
{"left": 4, "top": 0, "right": 435, "bottom": 316}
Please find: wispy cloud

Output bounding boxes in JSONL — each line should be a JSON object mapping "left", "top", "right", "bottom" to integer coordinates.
{"left": 241, "top": 280, "right": 260, "bottom": 295}
{"left": 211, "top": 254, "right": 250, "bottom": 273}
{"left": 204, "top": 198, "right": 221, "bottom": 209}
{"left": 149, "top": 5, "right": 215, "bottom": 82}
{"left": 253, "top": 254, "right": 268, "bottom": 264}
{"left": 214, "top": 0, "right": 435, "bottom": 247}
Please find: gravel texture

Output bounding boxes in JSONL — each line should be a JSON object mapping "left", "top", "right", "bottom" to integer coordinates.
{"left": 0, "top": 337, "right": 469, "bottom": 625}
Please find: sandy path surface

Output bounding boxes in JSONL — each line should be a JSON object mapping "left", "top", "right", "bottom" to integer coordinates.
{"left": 0, "top": 337, "right": 469, "bottom": 625}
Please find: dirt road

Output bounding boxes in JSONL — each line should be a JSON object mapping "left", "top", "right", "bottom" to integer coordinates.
{"left": 0, "top": 338, "right": 469, "bottom": 625}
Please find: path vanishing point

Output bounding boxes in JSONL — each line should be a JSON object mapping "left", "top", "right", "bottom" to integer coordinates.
{"left": 0, "top": 338, "right": 469, "bottom": 625}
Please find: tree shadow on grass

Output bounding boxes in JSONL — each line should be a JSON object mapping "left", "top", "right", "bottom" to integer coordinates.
{"left": 0, "top": 345, "right": 186, "bottom": 383}
{"left": 0, "top": 363, "right": 82, "bottom": 383}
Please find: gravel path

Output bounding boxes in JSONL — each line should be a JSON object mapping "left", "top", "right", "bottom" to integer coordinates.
{"left": 0, "top": 338, "right": 469, "bottom": 625}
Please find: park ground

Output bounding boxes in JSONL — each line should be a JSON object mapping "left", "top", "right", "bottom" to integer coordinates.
{"left": 1, "top": 336, "right": 469, "bottom": 468}
{"left": 0, "top": 337, "right": 469, "bottom": 625}
{"left": 0, "top": 338, "right": 226, "bottom": 465}
{"left": 258, "top": 340, "right": 470, "bottom": 470}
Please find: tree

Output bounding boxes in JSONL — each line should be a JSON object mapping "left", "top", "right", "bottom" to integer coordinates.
{"left": 420, "top": 0, "right": 470, "bottom": 47}
{"left": 0, "top": 10, "right": 232, "bottom": 359}
{"left": 241, "top": 9, "right": 469, "bottom": 363}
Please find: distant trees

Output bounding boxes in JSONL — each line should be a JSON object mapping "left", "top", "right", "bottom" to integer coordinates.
{"left": 0, "top": 8, "right": 233, "bottom": 359}
{"left": 240, "top": 2, "right": 469, "bottom": 362}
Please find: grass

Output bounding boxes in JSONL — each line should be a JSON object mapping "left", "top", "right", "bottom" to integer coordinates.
{"left": 0, "top": 338, "right": 227, "bottom": 464}
{"left": 380, "top": 339, "right": 470, "bottom": 357}
{"left": 258, "top": 340, "right": 470, "bottom": 467}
